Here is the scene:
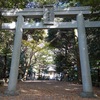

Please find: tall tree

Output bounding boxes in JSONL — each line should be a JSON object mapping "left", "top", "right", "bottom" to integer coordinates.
{"left": 0, "top": 30, "right": 13, "bottom": 80}
{"left": 47, "top": 29, "right": 78, "bottom": 80}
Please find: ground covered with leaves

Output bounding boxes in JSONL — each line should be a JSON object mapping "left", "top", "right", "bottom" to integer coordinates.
{"left": 0, "top": 80, "right": 100, "bottom": 100}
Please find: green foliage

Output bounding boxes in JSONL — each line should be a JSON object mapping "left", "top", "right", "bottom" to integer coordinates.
{"left": 47, "top": 29, "right": 76, "bottom": 74}
{"left": 0, "top": 0, "right": 57, "bottom": 9}
{"left": 0, "top": 30, "right": 13, "bottom": 55}
{"left": 31, "top": 30, "right": 44, "bottom": 42}
{"left": 78, "top": 0, "right": 100, "bottom": 12}
{"left": 78, "top": 0, "right": 100, "bottom": 5}
{"left": 20, "top": 29, "right": 53, "bottom": 76}
{"left": 55, "top": 53, "right": 67, "bottom": 72}
{"left": 0, "top": 30, "right": 13, "bottom": 79}
{"left": 87, "top": 28, "right": 100, "bottom": 69}
{"left": 0, "top": 0, "right": 27, "bottom": 8}
{"left": 35, "top": 0, "right": 56, "bottom": 5}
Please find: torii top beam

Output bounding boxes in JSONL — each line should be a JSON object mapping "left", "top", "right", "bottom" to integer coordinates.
{"left": 2, "top": 6, "right": 95, "bottom": 18}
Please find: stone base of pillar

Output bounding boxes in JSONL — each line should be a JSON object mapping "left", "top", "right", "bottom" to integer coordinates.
{"left": 80, "top": 92, "right": 97, "bottom": 98}
{"left": 5, "top": 90, "right": 19, "bottom": 96}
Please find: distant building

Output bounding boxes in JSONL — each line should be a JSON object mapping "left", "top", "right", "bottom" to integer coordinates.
{"left": 47, "top": 65, "right": 56, "bottom": 80}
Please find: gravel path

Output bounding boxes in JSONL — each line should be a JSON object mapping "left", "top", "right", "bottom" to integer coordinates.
{"left": 0, "top": 80, "right": 100, "bottom": 100}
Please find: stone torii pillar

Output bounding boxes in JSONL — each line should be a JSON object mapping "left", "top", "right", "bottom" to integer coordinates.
{"left": 77, "top": 13, "right": 95, "bottom": 97}
{"left": 5, "top": 15, "right": 24, "bottom": 95}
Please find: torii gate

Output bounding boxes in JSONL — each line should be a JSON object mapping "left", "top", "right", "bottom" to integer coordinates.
{"left": 2, "top": 6, "right": 100, "bottom": 97}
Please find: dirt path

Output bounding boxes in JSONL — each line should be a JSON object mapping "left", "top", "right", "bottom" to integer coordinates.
{"left": 0, "top": 80, "right": 100, "bottom": 100}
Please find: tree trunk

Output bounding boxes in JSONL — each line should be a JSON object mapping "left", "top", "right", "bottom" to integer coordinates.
{"left": 77, "top": 55, "right": 82, "bottom": 83}
{"left": 3, "top": 55, "right": 7, "bottom": 82}
{"left": 22, "top": 50, "right": 33, "bottom": 80}
{"left": 23, "top": 68, "right": 29, "bottom": 80}
{"left": 74, "top": 29, "right": 82, "bottom": 83}
{"left": 98, "top": 68, "right": 100, "bottom": 87}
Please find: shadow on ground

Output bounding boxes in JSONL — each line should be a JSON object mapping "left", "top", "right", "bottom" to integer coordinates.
{"left": 0, "top": 80, "right": 100, "bottom": 100}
